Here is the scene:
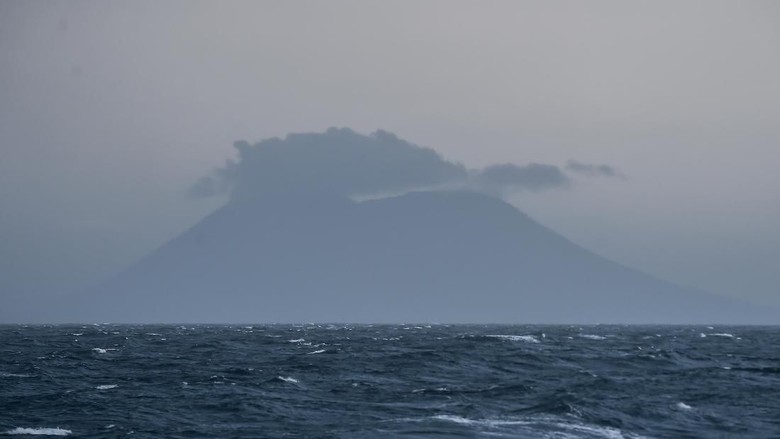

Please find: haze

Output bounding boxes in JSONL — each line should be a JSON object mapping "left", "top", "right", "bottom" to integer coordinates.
{"left": 1, "top": 1, "right": 779, "bottom": 317}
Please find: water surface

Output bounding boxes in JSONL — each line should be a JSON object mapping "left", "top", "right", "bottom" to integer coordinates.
{"left": 1, "top": 325, "right": 778, "bottom": 438}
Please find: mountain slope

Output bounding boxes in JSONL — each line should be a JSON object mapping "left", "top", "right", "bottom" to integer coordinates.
{"left": 66, "top": 190, "right": 774, "bottom": 323}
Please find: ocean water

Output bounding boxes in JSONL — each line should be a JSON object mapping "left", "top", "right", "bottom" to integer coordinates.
{"left": 1, "top": 325, "right": 778, "bottom": 438}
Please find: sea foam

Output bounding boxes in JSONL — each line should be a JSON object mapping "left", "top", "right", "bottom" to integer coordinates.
{"left": 431, "top": 415, "right": 648, "bottom": 438}
{"left": 485, "top": 334, "right": 540, "bottom": 343}
{"left": 91, "top": 348, "right": 117, "bottom": 354}
{"left": 5, "top": 427, "right": 72, "bottom": 436}
{"left": 278, "top": 376, "right": 299, "bottom": 384}
{"left": 0, "top": 372, "right": 31, "bottom": 378}
{"left": 432, "top": 414, "right": 527, "bottom": 426}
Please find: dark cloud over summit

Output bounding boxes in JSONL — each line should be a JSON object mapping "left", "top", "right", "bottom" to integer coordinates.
{"left": 232, "top": 128, "right": 470, "bottom": 201}
{"left": 193, "top": 128, "right": 467, "bottom": 201}
{"left": 191, "top": 128, "right": 620, "bottom": 202}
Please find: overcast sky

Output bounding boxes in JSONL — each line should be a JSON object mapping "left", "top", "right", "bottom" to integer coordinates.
{"left": 1, "top": 0, "right": 778, "bottom": 307}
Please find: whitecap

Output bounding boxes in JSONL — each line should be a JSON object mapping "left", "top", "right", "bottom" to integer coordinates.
{"left": 96, "top": 384, "right": 118, "bottom": 390}
{"left": 550, "top": 421, "right": 642, "bottom": 439}
{"left": 709, "top": 333, "right": 734, "bottom": 338}
{"left": 0, "top": 372, "right": 31, "bottom": 378}
{"left": 434, "top": 415, "right": 489, "bottom": 425}
{"left": 579, "top": 334, "right": 607, "bottom": 340}
{"left": 433, "top": 415, "right": 532, "bottom": 428}
{"left": 307, "top": 349, "right": 326, "bottom": 355}
{"left": 485, "top": 334, "right": 540, "bottom": 343}
{"left": 277, "top": 376, "right": 299, "bottom": 384}
{"left": 91, "top": 348, "right": 116, "bottom": 354}
{"left": 5, "top": 427, "right": 72, "bottom": 436}
{"left": 287, "top": 338, "right": 305, "bottom": 343}
{"left": 431, "top": 415, "right": 648, "bottom": 438}
{"left": 433, "top": 414, "right": 475, "bottom": 425}
{"left": 676, "top": 402, "right": 693, "bottom": 410}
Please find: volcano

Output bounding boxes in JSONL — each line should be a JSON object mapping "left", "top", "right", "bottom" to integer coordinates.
{"left": 61, "top": 129, "right": 773, "bottom": 323}
{"left": 66, "top": 189, "right": 771, "bottom": 323}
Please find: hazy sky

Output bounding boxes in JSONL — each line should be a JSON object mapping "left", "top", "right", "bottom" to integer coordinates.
{"left": 1, "top": 0, "right": 778, "bottom": 307}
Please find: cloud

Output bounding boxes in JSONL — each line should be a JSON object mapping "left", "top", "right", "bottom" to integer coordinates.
{"left": 470, "top": 163, "right": 570, "bottom": 196}
{"left": 194, "top": 128, "right": 468, "bottom": 201}
{"left": 191, "top": 128, "right": 617, "bottom": 202}
{"left": 566, "top": 160, "right": 625, "bottom": 179}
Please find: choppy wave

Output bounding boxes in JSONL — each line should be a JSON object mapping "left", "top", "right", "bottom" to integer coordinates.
{"left": 0, "top": 372, "right": 31, "bottom": 378}
{"left": 485, "top": 334, "right": 540, "bottom": 343}
{"left": 1, "top": 324, "right": 778, "bottom": 438}
{"left": 4, "top": 428, "right": 72, "bottom": 436}
{"left": 424, "top": 414, "right": 648, "bottom": 438}
{"left": 277, "top": 376, "right": 299, "bottom": 384}
{"left": 306, "top": 349, "right": 326, "bottom": 355}
{"left": 91, "top": 347, "right": 116, "bottom": 354}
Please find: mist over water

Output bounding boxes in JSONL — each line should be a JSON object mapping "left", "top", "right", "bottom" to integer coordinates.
{"left": 2, "top": 324, "right": 779, "bottom": 438}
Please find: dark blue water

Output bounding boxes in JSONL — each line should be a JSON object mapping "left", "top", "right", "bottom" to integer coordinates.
{"left": 1, "top": 325, "right": 779, "bottom": 438}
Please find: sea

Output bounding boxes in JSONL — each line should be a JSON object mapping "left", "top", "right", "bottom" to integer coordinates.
{"left": 1, "top": 324, "right": 778, "bottom": 438}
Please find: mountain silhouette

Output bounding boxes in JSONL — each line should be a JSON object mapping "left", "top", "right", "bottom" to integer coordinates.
{"left": 65, "top": 189, "right": 771, "bottom": 323}
{"left": 48, "top": 128, "right": 773, "bottom": 323}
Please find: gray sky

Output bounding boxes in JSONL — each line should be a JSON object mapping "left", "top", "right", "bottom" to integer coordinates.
{"left": 1, "top": 0, "right": 778, "bottom": 307}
